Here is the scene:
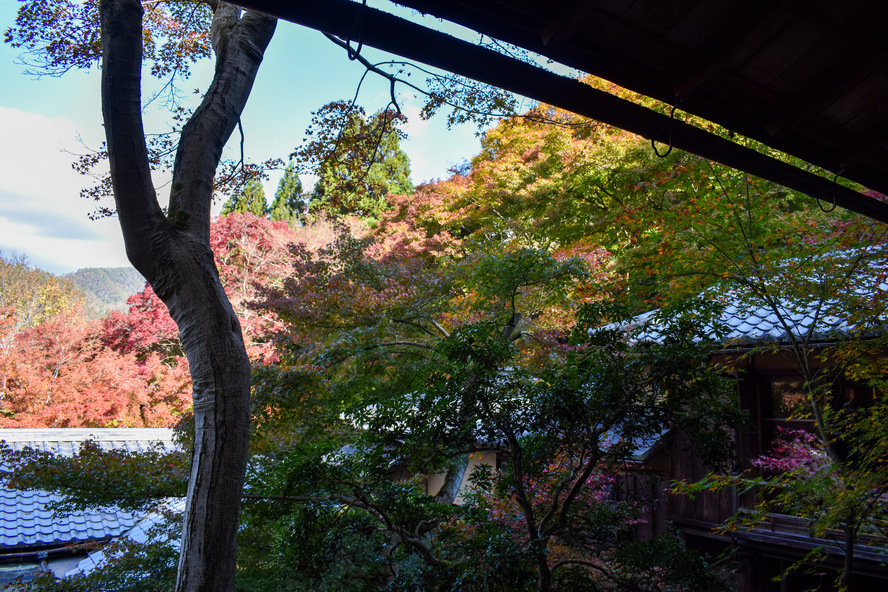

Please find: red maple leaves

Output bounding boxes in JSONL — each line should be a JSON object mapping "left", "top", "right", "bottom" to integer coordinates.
{"left": 0, "top": 214, "right": 305, "bottom": 427}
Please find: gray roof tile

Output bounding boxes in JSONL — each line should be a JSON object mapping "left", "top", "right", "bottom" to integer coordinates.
{"left": 0, "top": 428, "right": 176, "bottom": 550}
{"left": 67, "top": 498, "right": 185, "bottom": 577}
{"left": 629, "top": 272, "right": 887, "bottom": 346}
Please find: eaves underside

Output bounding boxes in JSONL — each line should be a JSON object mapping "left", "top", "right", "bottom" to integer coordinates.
{"left": 236, "top": 0, "right": 888, "bottom": 223}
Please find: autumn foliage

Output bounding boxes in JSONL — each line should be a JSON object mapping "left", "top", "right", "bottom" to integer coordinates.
{"left": 0, "top": 306, "right": 191, "bottom": 427}
{"left": 3, "top": 82, "right": 887, "bottom": 590}
{"left": 0, "top": 214, "right": 318, "bottom": 428}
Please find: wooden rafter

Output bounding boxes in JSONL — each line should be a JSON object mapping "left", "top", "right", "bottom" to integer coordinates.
{"left": 671, "top": 0, "right": 793, "bottom": 103}
{"left": 237, "top": 0, "right": 888, "bottom": 223}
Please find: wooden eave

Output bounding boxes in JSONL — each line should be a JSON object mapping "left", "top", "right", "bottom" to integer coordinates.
{"left": 235, "top": 0, "right": 888, "bottom": 223}
{"left": 392, "top": 0, "right": 888, "bottom": 194}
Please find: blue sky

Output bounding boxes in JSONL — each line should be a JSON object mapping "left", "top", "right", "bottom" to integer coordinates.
{"left": 0, "top": 1, "right": 490, "bottom": 274}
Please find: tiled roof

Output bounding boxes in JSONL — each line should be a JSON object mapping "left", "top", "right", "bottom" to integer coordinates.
{"left": 712, "top": 300, "right": 848, "bottom": 345}
{"left": 0, "top": 428, "right": 176, "bottom": 550}
{"left": 629, "top": 296, "right": 853, "bottom": 346}
{"left": 0, "top": 428, "right": 176, "bottom": 454}
{"left": 628, "top": 251, "right": 888, "bottom": 346}
{"left": 67, "top": 498, "right": 185, "bottom": 577}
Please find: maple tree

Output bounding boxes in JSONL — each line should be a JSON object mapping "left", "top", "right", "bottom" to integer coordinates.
{"left": 0, "top": 253, "right": 84, "bottom": 401}
{"left": 101, "top": 287, "right": 183, "bottom": 360}
{"left": 347, "top": 102, "right": 888, "bottom": 589}
{"left": 2, "top": 12, "right": 523, "bottom": 589}
{"left": 618, "top": 173, "right": 888, "bottom": 590}
{"left": 7, "top": 0, "right": 277, "bottom": 586}
{"left": 2, "top": 10, "right": 886, "bottom": 583}
{"left": 237, "top": 197, "right": 741, "bottom": 590}
{"left": 587, "top": 146, "right": 888, "bottom": 587}
{"left": 0, "top": 213, "right": 304, "bottom": 430}
{"left": 547, "top": 120, "right": 888, "bottom": 587}
{"left": 4, "top": 111, "right": 882, "bottom": 591}
{"left": 0, "top": 304, "right": 191, "bottom": 428}
{"left": 438, "top": 106, "right": 644, "bottom": 248}
{"left": 240, "top": 304, "right": 738, "bottom": 592}
{"left": 668, "top": 241, "right": 888, "bottom": 588}
{"left": 99, "top": 211, "right": 306, "bottom": 365}
{"left": 422, "top": 94, "right": 881, "bottom": 308}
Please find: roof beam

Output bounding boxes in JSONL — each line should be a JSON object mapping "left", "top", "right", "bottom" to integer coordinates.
{"left": 840, "top": 122, "right": 888, "bottom": 172}
{"left": 765, "top": 53, "right": 884, "bottom": 138}
{"left": 391, "top": 0, "right": 888, "bottom": 197}
{"left": 236, "top": 0, "right": 888, "bottom": 224}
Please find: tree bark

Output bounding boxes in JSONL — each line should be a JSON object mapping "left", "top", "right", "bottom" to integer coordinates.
{"left": 433, "top": 453, "right": 469, "bottom": 505}
{"left": 99, "top": 1, "right": 275, "bottom": 591}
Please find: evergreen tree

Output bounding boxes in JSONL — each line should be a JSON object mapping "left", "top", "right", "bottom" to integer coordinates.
{"left": 221, "top": 178, "right": 268, "bottom": 217}
{"left": 298, "top": 103, "right": 413, "bottom": 219}
{"left": 269, "top": 162, "right": 304, "bottom": 223}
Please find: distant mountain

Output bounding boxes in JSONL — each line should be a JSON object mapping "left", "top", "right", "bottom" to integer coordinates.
{"left": 65, "top": 267, "right": 146, "bottom": 318}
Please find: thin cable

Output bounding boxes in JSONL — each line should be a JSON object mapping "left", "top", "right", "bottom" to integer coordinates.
{"left": 346, "top": 0, "right": 367, "bottom": 60}
{"left": 651, "top": 105, "right": 677, "bottom": 158}
{"left": 817, "top": 172, "right": 841, "bottom": 213}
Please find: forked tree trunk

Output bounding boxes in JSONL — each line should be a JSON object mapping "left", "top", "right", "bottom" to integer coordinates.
{"left": 99, "top": 1, "right": 275, "bottom": 590}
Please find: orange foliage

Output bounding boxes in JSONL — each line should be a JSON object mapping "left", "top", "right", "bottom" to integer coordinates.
{"left": 0, "top": 214, "right": 316, "bottom": 427}
{"left": 0, "top": 309, "right": 191, "bottom": 427}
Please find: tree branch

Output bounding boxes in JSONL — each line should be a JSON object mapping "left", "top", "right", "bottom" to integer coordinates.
{"left": 168, "top": 4, "right": 275, "bottom": 243}
{"left": 373, "top": 340, "right": 434, "bottom": 350}
{"left": 550, "top": 557, "right": 614, "bottom": 579}
{"left": 100, "top": 0, "right": 168, "bottom": 278}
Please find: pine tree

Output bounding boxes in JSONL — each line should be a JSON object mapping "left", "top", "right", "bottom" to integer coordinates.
{"left": 307, "top": 106, "right": 413, "bottom": 219}
{"left": 269, "top": 162, "right": 304, "bottom": 223}
{"left": 221, "top": 178, "right": 268, "bottom": 217}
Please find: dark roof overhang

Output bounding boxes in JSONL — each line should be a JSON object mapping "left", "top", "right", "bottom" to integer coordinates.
{"left": 235, "top": 0, "right": 888, "bottom": 223}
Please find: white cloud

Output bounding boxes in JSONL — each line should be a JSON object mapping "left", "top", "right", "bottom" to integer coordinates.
{"left": 0, "top": 108, "right": 91, "bottom": 199}
{"left": 401, "top": 102, "right": 431, "bottom": 142}
{"left": 0, "top": 219, "right": 129, "bottom": 274}
{"left": 401, "top": 101, "right": 481, "bottom": 184}
{"left": 0, "top": 107, "right": 125, "bottom": 273}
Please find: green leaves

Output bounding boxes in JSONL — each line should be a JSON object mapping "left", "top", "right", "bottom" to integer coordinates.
{"left": 269, "top": 162, "right": 306, "bottom": 223}
{"left": 1, "top": 440, "right": 188, "bottom": 513}
{"left": 220, "top": 178, "right": 268, "bottom": 217}
{"left": 466, "top": 247, "right": 589, "bottom": 317}
{"left": 15, "top": 530, "right": 179, "bottom": 592}
{"left": 241, "top": 197, "right": 742, "bottom": 588}
{"left": 292, "top": 101, "right": 413, "bottom": 220}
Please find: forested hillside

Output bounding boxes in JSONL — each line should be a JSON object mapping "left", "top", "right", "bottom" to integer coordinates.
{"left": 64, "top": 266, "right": 146, "bottom": 317}
{"left": 0, "top": 253, "right": 77, "bottom": 329}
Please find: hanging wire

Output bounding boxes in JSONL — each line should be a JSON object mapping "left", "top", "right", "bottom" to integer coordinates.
{"left": 346, "top": 0, "right": 368, "bottom": 60}
{"left": 651, "top": 104, "right": 678, "bottom": 158}
{"left": 817, "top": 172, "right": 841, "bottom": 213}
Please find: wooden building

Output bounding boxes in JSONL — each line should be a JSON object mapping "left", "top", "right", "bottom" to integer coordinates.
{"left": 625, "top": 288, "right": 888, "bottom": 591}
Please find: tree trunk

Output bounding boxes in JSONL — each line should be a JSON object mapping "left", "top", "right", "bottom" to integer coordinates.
{"left": 536, "top": 544, "right": 552, "bottom": 592}
{"left": 99, "top": 1, "right": 275, "bottom": 591}
{"left": 434, "top": 453, "right": 470, "bottom": 505}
